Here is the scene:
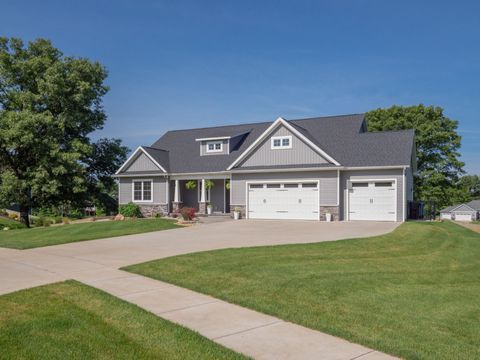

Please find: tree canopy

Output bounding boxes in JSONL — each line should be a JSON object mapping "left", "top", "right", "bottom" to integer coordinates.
{"left": 0, "top": 38, "right": 128, "bottom": 225}
{"left": 366, "top": 104, "right": 466, "bottom": 209}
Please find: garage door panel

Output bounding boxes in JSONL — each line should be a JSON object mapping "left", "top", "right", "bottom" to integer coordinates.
{"left": 248, "top": 183, "right": 319, "bottom": 220}
{"left": 349, "top": 181, "right": 396, "bottom": 221}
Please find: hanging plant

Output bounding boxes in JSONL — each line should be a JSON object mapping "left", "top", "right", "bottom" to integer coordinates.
{"left": 185, "top": 180, "right": 197, "bottom": 190}
{"left": 204, "top": 180, "right": 215, "bottom": 190}
{"left": 225, "top": 180, "right": 231, "bottom": 190}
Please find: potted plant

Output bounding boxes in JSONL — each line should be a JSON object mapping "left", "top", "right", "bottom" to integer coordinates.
{"left": 233, "top": 207, "right": 241, "bottom": 220}
{"left": 225, "top": 180, "right": 231, "bottom": 190}
{"left": 185, "top": 180, "right": 197, "bottom": 190}
{"left": 325, "top": 213, "right": 332, "bottom": 222}
{"left": 207, "top": 203, "right": 213, "bottom": 215}
{"left": 204, "top": 180, "right": 214, "bottom": 190}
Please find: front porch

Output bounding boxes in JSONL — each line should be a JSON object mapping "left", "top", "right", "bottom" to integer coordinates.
{"left": 170, "top": 176, "right": 230, "bottom": 215}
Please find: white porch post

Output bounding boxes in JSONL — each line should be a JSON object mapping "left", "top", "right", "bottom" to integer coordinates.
{"left": 200, "top": 178, "right": 206, "bottom": 203}
{"left": 174, "top": 180, "right": 180, "bottom": 203}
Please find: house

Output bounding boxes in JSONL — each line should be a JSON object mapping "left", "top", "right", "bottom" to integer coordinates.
{"left": 114, "top": 114, "right": 416, "bottom": 222}
{"left": 440, "top": 200, "right": 480, "bottom": 221}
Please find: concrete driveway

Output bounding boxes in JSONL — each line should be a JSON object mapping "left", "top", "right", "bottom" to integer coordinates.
{"left": 0, "top": 220, "right": 399, "bottom": 360}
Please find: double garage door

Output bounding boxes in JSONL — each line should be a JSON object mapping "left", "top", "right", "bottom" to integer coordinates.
{"left": 246, "top": 179, "right": 398, "bottom": 221}
{"left": 248, "top": 182, "right": 319, "bottom": 220}
{"left": 348, "top": 180, "right": 397, "bottom": 221}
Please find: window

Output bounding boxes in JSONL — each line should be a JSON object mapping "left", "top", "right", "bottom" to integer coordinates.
{"left": 132, "top": 180, "right": 153, "bottom": 202}
{"left": 206, "top": 141, "right": 223, "bottom": 153}
{"left": 284, "top": 183, "right": 299, "bottom": 188}
{"left": 271, "top": 136, "right": 292, "bottom": 149}
{"left": 375, "top": 182, "right": 393, "bottom": 187}
{"left": 266, "top": 183, "right": 281, "bottom": 188}
{"left": 352, "top": 182, "right": 368, "bottom": 187}
{"left": 301, "top": 183, "right": 317, "bottom": 188}
{"left": 249, "top": 184, "right": 264, "bottom": 189}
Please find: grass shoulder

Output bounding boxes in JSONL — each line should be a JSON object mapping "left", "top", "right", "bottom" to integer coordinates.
{"left": 0, "top": 281, "right": 246, "bottom": 360}
{"left": 125, "top": 221, "right": 480, "bottom": 360}
{"left": 0, "top": 218, "right": 181, "bottom": 249}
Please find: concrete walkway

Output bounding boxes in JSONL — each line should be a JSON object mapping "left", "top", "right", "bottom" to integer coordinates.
{"left": 0, "top": 220, "right": 399, "bottom": 359}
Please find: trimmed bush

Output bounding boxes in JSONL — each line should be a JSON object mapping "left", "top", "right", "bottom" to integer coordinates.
{"left": 119, "top": 202, "right": 142, "bottom": 218}
{"left": 180, "top": 207, "right": 196, "bottom": 221}
{"left": 63, "top": 217, "right": 70, "bottom": 224}
{"left": 34, "top": 217, "right": 45, "bottom": 227}
{"left": 8, "top": 213, "right": 18, "bottom": 221}
{"left": 44, "top": 219, "right": 51, "bottom": 227}
{"left": 54, "top": 216, "right": 63, "bottom": 224}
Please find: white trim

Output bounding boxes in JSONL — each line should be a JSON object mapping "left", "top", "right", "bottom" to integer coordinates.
{"left": 115, "top": 173, "right": 168, "bottom": 178}
{"left": 245, "top": 178, "right": 321, "bottom": 221}
{"left": 116, "top": 146, "right": 167, "bottom": 174}
{"left": 451, "top": 204, "right": 476, "bottom": 212}
{"left": 166, "top": 178, "right": 170, "bottom": 213}
{"left": 195, "top": 136, "right": 231, "bottom": 141}
{"left": 227, "top": 117, "right": 341, "bottom": 170}
{"left": 270, "top": 135, "right": 292, "bottom": 149}
{"left": 131, "top": 179, "right": 154, "bottom": 203}
{"left": 346, "top": 178, "right": 397, "bottom": 222}
{"left": 206, "top": 141, "right": 223, "bottom": 153}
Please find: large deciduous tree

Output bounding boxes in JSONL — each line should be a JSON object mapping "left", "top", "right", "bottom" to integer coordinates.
{"left": 365, "top": 105, "right": 464, "bottom": 209}
{"left": 0, "top": 38, "right": 127, "bottom": 226}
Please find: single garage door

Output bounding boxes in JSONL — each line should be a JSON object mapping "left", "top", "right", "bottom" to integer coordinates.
{"left": 247, "top": 182, "right": 319, "bottom": 220}
{"left": 454, "top": 213, "right": 472, "bottom": 222}
{"left": 348, "top": 181, "right": 396, "bottom": 221}
{"left": 440, "top": 213, "right": 452, "bottom": 220}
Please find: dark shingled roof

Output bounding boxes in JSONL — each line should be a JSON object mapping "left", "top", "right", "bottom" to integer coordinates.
{"left": 145, "top": 113, "right": 414, "bottom": 173}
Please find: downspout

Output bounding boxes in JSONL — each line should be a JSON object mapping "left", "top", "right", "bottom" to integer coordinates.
{"left": 402, "top": 167, "right": 406, "bottom": 222}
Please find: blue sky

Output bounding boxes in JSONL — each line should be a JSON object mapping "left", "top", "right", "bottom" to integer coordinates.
{"left": 2, "top": 0, "right": 479, "bottom": 173}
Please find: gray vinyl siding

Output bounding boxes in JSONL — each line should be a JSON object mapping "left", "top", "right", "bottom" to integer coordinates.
{"left": 339, "top": 169, "right": 404, "bottom": 222}
{"left": 119, "top": 177, "right": 168, "bottom": 204}
{"left": 231, "top": 171, "right": 338, "bottom": 206}
{"left": 124, "top": 153, "right": 161, "bottom": 173}
{"left": 200, "top": 139, "right": 229, "bottom": 156}
{"left": 210, "top": 179, "right": 226, "bottom": 212}
{"left": 239, "top": 126, "right": 328, "bottom": 168}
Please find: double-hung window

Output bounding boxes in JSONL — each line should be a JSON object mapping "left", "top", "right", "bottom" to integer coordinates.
{"left": 133, "top": 180, "right": 153, "bottom": 202}
{"left": 206, "top": 141, "right": 223, "bottom": 153}
{"left": 271, "top": 135, "right": 292, "bottom": 149}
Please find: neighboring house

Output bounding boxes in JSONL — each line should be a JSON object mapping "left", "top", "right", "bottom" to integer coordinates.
{"left": 440, "top": 200, "right": 480, "bottom": 221}
{"left": 114, "top": 114, "right": 416, "bottom": 222}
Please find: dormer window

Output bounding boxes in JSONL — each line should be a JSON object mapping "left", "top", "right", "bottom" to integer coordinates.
{"left": 206, "top": 141, "right": 223, "bottom": 153}
{"left": 271, "top": 135, "right": 292, "bottom": 149}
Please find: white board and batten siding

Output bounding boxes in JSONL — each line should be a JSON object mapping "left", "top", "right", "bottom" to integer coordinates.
{"left": 119, "top": 177, "right": 168, "bottom": 205}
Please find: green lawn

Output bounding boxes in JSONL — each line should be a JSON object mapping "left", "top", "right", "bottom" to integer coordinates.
{"left": 0, "top": 218, "right": 180, "bottom": 249}
{"left": 0, "top": 281, "right": 246, "bottom": 360}
{"left": 125, "top": 222, "right": 480, "bottom": 360}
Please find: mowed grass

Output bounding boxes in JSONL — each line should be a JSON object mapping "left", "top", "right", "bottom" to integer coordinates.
{"left": 0, "top": 281, "right": 247, "bottom": 360}
{"left": 125, "top": 222, "right": 480, "bottom": 360}
{"left": 0, "top": 218, "right": 180, "bottom": 249}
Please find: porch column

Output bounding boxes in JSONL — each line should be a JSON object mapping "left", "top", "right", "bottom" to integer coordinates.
{"left": 174, "top": 180, "right": 180, "bottom": 203}
{"left": 173, "top": 180, "right": 182, "bottom": 212}
{"left": 199, "top": 178, "right": 207, "bottom": 214}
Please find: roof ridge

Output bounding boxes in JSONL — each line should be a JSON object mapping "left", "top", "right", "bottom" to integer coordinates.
{"left": 162, "top": 113, "right": 365, "bottom": 134}
{"left": 360, "top": 129, "right": 415, "bottom": 135}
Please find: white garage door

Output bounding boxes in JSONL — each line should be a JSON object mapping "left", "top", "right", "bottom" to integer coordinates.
{"left": 440, "top": 213, "right": 452, "bottom": 220}
{"left": 247, "top": 182, "right": 319, "bottom": 220}
{"left": 454, "top": 213, "right": 472, "bottom": 222}
{"left": 348, "top": 181, "right": 396, "bottom": 221}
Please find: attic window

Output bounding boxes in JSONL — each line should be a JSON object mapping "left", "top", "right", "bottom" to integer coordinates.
{"left": 206, "top": 141, "right": 223, "bottom": 153}
{"left": 271, "top": 136, "right": 292, "bottom": 149}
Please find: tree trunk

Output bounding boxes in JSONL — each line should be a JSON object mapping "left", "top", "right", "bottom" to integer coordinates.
{"left": 19, "top": 205, "right": 30, "bottom": 228}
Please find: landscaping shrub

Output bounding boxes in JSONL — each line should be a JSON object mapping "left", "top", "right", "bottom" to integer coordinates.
{"left": 119, "top": 202, "right": 142, "bottom": 218}
{"left": 54, "top": 216, "right": 63, "bottom": 224}
{"left": 43, "top": 219, "right": 51, "bottom": 227}
{"left": 180, "top": 207, "right": 196, "bottom": 221}
{"left": 63, "top": 217, "right": 70, "bottom": 224}
{"left": 34, "top": 217, "right": 45, "bottom": 227}
{"left": 0, "top": 209, "right": 8, "bottom": 216}
{"left": 8, "top": 213, "right": 18, "bottom": 221}
{"left": 155, "top": 213, "right": 162, "bottom": 218}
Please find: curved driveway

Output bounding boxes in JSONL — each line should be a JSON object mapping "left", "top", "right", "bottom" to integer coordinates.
{"left": 0, "top": 220, "right": 399, "bottom": 359}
